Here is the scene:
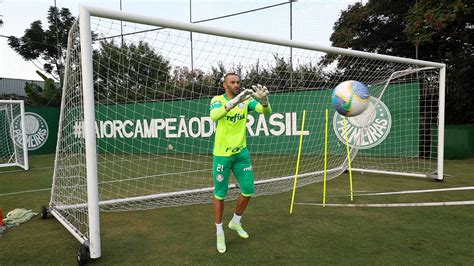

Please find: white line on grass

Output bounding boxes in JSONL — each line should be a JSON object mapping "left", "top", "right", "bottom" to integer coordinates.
{"left": 325, "top": 186, "right": 474, "bottom": 198}
{"left": 0, "top": 154, "right": 210, "bottom": 175}
{"left": 0, "top": 188, "right": 51, "bottom": 197}
{"left": 0, "top": 169, "right": 212, "bottom": 196}
{"left": 0, "top": 166, "right": 53, "bottom": 174}
{"left": 98, "top": 154, "right": 210, "bottom": 166}
{"left": 356, "top": 186, "right": 474, "bottom": 196}
{"left": 295, "top": 200, "right": 474, "bottom": 207}
{"left": 99, "top": 169, "right": 211, "bottom": 184}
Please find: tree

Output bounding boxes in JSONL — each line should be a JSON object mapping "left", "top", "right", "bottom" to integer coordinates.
{"left": 405, "top": 0, "right": 474, "bottom": 124}
{"left": 92, "top": 40, "right": 171, "bottom": 103}
{"left": 170, "top": 66, "right": 219, "bottom": 99}
{"left": 331, "top": 0, "right": 416, "bottom": 57}
{"left": 7, "top": 6, "right": 75, "bottom": 83}
{"left": 328, "top": 0, "right": 474, "bottom": 124}
{"left": 242, "top": 55, "right": 295, "bottom": 92}
{"left": 243, "top": 60, "right": 272, "bottom": 90}
{"left": 24, "top": 71, "right": 61, "bottom": 106}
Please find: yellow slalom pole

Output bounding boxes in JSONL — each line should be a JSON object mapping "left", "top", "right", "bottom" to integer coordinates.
{"left": 289, "top": 110, "right": 307, "bottom": 214}
{"left": 343, "top": 117, "right": 354, "bottom": 202}
{"left": 323, "top": 109, "right": 328, "bottom": 207}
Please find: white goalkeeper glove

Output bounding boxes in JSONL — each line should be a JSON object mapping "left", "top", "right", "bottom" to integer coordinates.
{"left": 251, "top": 84, "right": 269, "bottom": 106}
{"left": 225, "top": 88, "right": 254, "bottom": 109}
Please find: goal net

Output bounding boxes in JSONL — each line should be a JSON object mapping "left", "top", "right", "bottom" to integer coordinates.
{"left": 50, "top": 6, "right": 445, "bottom": 258}
{"left": 0, "top": 100, "right": 28, "bottom": 170}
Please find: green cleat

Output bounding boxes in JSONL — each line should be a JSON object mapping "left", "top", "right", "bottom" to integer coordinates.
{"left": 216, "top": 234, "right": 226, "bottom": 253}
{"left": 228, "top": 221, "right": 249, "bottom": 239}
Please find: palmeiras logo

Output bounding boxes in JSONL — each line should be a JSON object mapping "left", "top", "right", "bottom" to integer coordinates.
{"left": 333, "top": 98, "right": 391, "bottom": 149}
{"left": 11, "top": 112, "right": 49, "bottom": 150}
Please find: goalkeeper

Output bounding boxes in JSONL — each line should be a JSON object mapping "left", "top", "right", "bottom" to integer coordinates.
{"left": 209, "top": 73, "right": 272, "bottom": 253}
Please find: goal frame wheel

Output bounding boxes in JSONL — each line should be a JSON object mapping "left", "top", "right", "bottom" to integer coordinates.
{"left": 77, "top": 243, "right": 90, "bottom": 265}
{"left": 40, "top": 205, "right": 48, "bottom": 219}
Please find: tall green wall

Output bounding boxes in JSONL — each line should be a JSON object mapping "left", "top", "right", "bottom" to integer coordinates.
{"left": 18, "top": 86, "right": 473, "bottom": 159}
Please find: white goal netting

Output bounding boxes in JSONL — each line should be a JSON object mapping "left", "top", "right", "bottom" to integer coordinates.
{"left": 50, "top": 13, "right": 443, "bottom": 244}
{"left": 0, "top": 100, "right": 28, "bottom": 170}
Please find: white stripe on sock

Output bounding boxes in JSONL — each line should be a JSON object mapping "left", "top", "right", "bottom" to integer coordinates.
{"left": 215, "top": 222, "right": 224, "bottom": 235}
{"left": 231, "top": 213, "right": 242, "bottom": 225}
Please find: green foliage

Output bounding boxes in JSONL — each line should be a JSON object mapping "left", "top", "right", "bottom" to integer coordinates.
{"left": 243, "top": 60, "right": 269, "bottom": 86}
{"left": 92, "top": 40, "right": 171, "bottom": 103}
{"left": 171, "top": 66, "right": 219, "bottom": 99}
{"left": 23, "top": 71, "right": 61, "bottom": 106}
{"left": 269, "top": 55, "right": 292, "bottom": 90}
{"left": 42, "top": 79, "right": 59, "bottom": 103}
{"left": 331, "top": 0, "right": 416, "bottom": 57}
{"left": 324, "top": 1, "right": 415, "bottom": 86}
{"left": 7, "top": 6, "right": 74, "bottom": 106}
{"left": 406, "top": 0, "right": 474, "bottom": 124}
{"left": 405, "top": 0, "right": 468, "bottom": 45}
{"left": 24, "top": 82, "right": 45, "bottom": 106}
{"left": 293, "top": 63, "right": 328, "bottom": 89}
{"left": 7, "top": 6, "right": 75, "bottom": 82}
{"left": 329, "top": 0, "right": 474, "bottom": 124}
{"left": 210, "top": 61, "right": 227, "bottom": 85}
{"left": 241, "top": 56, "right": 328, "bottom": 92}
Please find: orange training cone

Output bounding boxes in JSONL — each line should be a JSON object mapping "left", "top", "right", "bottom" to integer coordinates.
{"left": 0, "top": 208, "right": 4, "bottom": 227}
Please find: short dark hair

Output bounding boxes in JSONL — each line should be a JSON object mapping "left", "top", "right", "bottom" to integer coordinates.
{"left": 220, "top": 72, "right": 240, "bottom": 87}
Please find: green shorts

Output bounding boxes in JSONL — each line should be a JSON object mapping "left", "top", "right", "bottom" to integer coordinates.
{"left": 213, "top": 148, "right": 255, "bottom": 200}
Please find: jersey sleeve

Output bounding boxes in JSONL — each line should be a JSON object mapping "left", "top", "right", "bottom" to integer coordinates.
{"left": 209, "top": 96, "right": 228, "bottom": 121}
{"left": 255, "top": 102, "right": 272, "bottom": 115}
{"left": 210, "top": 96, "right": 223, "bottom": 110}
{"left": 248, "top": 98, "right": 258, "bottom": 111}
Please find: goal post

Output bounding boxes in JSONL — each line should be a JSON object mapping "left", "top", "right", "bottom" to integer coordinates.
{"left": 78, "top": 5, "right": 101, "bottom": 259}
{"left": 50, "top": 5, "right": 446, "bottom": 260}
{"left": 347, "top": 66, "right": 446, "bottom": 181}
{"left": 85, "top": 4, "right": 445, "bottom": 181}
{"left": 0, "top": 100, "right": 28, "bottom": 171}
{"left": 437, "top": 66, "right": 446, "bottom": 181}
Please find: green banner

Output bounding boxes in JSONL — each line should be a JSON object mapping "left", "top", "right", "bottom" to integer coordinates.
{"left": 22, "top": 107, "right": 60, "bottom": 155}
{"left": 445, "top": 123, "right": 474, "bottom": 159}
{"left": 63, "top": 84, "right": 423, "bottom": 156}
{"left": 24, "top": 83, "right": 440, "bottom": 158}
{"left": 22, "top": 90, "right": 474, "bottom": 159}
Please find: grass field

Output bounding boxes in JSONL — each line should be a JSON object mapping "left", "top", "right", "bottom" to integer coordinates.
{"left": 1, "top": 154, "right": 474, "bottom": 264}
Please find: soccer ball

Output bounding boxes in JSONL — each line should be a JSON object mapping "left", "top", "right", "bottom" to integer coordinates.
{"left": 331, "top": 80, "right": 370, "bottom": 117}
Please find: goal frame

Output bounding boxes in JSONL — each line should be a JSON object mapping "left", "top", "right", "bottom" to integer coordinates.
{"left": 0, "top": 99, "right": 29, "bottom": 171}
{"left": 58, "top": 5, "right": 446, "bottom": 260}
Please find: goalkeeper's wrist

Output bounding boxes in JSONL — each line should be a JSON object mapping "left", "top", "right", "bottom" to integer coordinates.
{"left": 225, "top": 101, "right": 236, "bottom": 110}
{"left": 225, "top": 96, "right": 241, "bottom": 110}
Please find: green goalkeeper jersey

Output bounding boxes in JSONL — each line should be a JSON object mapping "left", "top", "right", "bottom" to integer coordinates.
{"left": 209, "top": 94, "right": 271, "bottom": 156}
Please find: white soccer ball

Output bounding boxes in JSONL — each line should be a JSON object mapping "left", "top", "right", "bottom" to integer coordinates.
{"left": 331, "top": 80, "right": 370, "bottom": 117}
